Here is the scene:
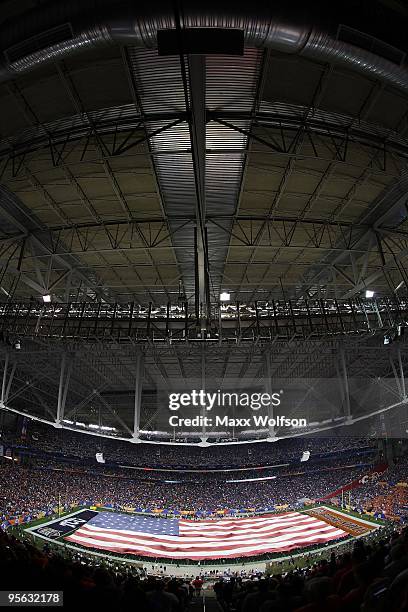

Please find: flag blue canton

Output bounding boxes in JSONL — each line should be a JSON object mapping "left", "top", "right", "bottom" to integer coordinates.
{"left": 88, "top": 512, "right": 180, "bottom": 536}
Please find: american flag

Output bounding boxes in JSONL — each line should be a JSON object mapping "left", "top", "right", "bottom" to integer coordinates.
{"left": 65, "top": 511, "right": 348, "bottom": 560}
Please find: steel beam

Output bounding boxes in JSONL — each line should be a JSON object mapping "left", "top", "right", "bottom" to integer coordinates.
{"left": 133, "top": 352, "right": 144, "bottom": 440}
{"left": 397, "top": 345, "right": 407, "bottom": 401}
{"left": 339, "top": 348, "right": 351, "bottom": 420}
{"left": 264, "top": 351, "right": 275, "bottom": 437}
{"left": 187, "top": 55, "right": 210, "bottom": 332}
{"left": 297, "top": 182, "right": 408, "bottom": 299}
{"left": 0, "top": 187, "right": 112, "bottom": 301}
{"left": 2, "top": 106, "right": 408, "bottom": 170}
{"left": 1, "top": 352, "right": 16, "bottom": 406}
{"left": 56, "top": 352, "right": 72, "bottom": 425}
{"left": 96, "top": 392, "right": 133, "bottom": 437}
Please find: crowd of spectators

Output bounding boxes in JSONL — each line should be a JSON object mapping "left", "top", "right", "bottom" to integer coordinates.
{"left": 11, "top": 451, "right": 374, "bottom": 482}
{"left": 2, "top": 516, "right": 408, "bottom": 611}
{"left": 1, "top": 424, "right": 407, "bottom": 609}
{"left": 0, "top": 424, "right": 396, "bottom": 521}
{"left": 0, "top": 458, "right": 372, "bottom": 520}
{"left": 2, "top": 420, "right": 406, "bottom": 527}
{"left": 213, "top": 525, "right": 408, "bottom": 611}
{"left": 351, "top": 456, "right": 408, "bottom": 519}
{"left": 1, "top": 420, "right": 376, "bottom": 469}
{"left": 0, "top": 529, "right": 193, "bottom": 611}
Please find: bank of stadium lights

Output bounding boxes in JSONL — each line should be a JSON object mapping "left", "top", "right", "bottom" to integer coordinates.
{"left": 42, "top": 294, "right": 51, "bottom": 303}
{"left": 61, "top": 419, "right": 116, "bottom": 432}
{"left": 220, "top": 291, "right": 230, "bottom": 302}
{"left": 365, "top": 289, "right": 375, "bottom": 298}
{"left": 227, "top": 475, "right": 277, "bottom": 483}
{"left": 89, "top": 424, "right": 116, "bottom": 431}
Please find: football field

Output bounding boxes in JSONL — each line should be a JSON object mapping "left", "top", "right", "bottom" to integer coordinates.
{"left": 24, "top": 505, "right": 380, "bottom": 562}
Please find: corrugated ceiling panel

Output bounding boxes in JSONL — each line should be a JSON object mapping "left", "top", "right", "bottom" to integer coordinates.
{"left": 206, "top": 49, "right": 263, "bottom": 291}
{"left": 126, "top": 47, "right": 263, "bottom": 299}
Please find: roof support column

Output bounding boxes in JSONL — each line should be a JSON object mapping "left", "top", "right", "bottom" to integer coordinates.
{"left": 56, "top": 353, "right": 72, "bottom": 426}
{"left": 194, "top": 227, "right": 210, "bottom": 331}
{"left": 397, "top": 346, "right": 407, "bottom": 402}
{"left": 133, "top": 352, "right": 144, "bottom": 440}
{"left": 264, "top": 351, "right": 275, "bottom": 438}
{"left": 339, "top": 348, "right": 351, "bottom": 422}
{"left": 1, "top": 352, "right": 16, "bottom": 407}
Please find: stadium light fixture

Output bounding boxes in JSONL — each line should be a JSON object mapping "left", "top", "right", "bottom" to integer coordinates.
{"left": 227, "top": 475, "right": 277, "bottom": 483}
{"left": 220, "top": 291, "right": 230, "bottom": 302}
{"left": 42, "top": 294, "right": 51, "bottom": 303}
{"left": 365, "top": 289, "right": 374, "bottom": 298}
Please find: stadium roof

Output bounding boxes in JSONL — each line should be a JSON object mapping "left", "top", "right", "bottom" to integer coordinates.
{"left": 1, "top": 0, "right": 408, "bottom": 441}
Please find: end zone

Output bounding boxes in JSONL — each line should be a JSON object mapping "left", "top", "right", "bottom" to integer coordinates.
{"left": 304, "top": 505, "right": 380, "bottom": 536}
